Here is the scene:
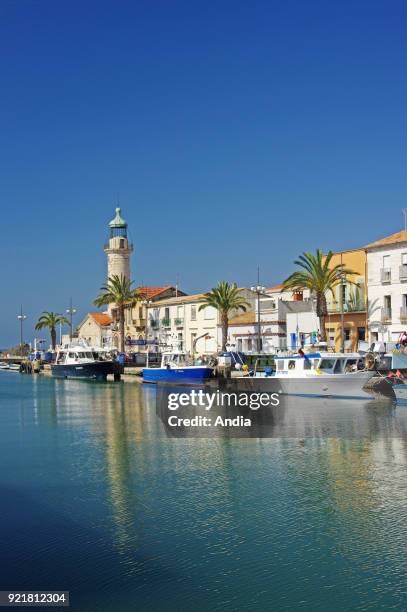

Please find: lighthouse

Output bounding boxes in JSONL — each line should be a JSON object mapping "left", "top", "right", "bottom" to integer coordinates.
{"left": 104, "top": 207, "right": 133, "bottom": 283}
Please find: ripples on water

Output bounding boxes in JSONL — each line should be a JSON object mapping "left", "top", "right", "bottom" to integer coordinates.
{"left": 0, "top": 372, "right": 407, "bottom": 611}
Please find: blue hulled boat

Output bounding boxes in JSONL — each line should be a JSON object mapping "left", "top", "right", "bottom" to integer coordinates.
{"left": 52, "top": 343, "right": 121, "bottom": 381}
{"left": 143, "top": 352, "right": 213, "bottom": 385}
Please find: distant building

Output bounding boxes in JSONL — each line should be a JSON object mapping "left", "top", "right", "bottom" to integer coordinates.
{"left": 323, "top": 248, "right": 367, "bottom": 351}
{"left": 146, "top": 289, "right": 256, "bottom": 354}
{"left": 366, "top": 230, "right": 407, "bottom": 343}
{"left": 228, "top": 288, "right": 316, "bottom": 353}
{"left": 77, "top": 312, "right": 112, "bottom": 347}
{"left": 123, "top": 286, "right": 187, "bottom": 351}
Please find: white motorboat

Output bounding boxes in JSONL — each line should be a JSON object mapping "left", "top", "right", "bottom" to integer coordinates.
{"left": 237, "top": 352, "right": 376, "bottom": 399}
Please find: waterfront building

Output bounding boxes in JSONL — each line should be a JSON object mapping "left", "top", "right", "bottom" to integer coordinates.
{"left": 228, "top": 287, "right": 316, "bottom": 353}
{"left": 146, "top": 289, "right": 256, "bottom": 354}
{"left": 123, "top": 286, "right": 186, "bottom": 351}
{"left": 77, "top": 312, "right": 112, "bottom": 347}
{"left": 323, "top": 248, "right": 368, "bottom": 351}
{"left": 365, "top": 229, "right": 407, "bottom": 343}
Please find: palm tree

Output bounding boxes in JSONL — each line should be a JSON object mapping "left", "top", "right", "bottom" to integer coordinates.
{"left": 283, "top": 249, "right": 357, "bottom": 343}
{"left": 199, "top": 281, "right": 250, "bottom": 352}
{"left": 35, "top": 312, "right": 70, "bottom": 350}
{"left": 94, "top": 274, "right": 140, "bottom": 352}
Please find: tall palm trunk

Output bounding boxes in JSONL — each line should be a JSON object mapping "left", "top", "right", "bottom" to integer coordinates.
{"left": 51, "top": 327, "right": 57, "bottom": 351}
{"left": 119, "top": 304, "right": 125, "bottom": 353}
{"left": 221, "top": 311, "right": 228, "bottom": 352}
{"left": 316, "top": 292, "right": 328, "bottom": 342}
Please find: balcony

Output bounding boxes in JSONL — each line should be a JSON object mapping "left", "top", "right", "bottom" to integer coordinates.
{"left": 174, "top": 318, "right": 184, "bottom": 327}
{"left": 381, "top": 307, "right": 392, "bottom": 323}
{"left": 327, "top": 301, "right": 366, "bottom": 314}
{"left": 161, "top": 318, "right": 171, "bottom": 327}
{"left": 400, "top": 307, "right": 407, "bottom": 321}
{"left": 132, "top": 318, "right": 146, "bottom": 328}
{"left": 400, "top": 265, "right": 407, "bottom": 280}
{"left": 380, "top": 268, "right": 391, "bottom": 283}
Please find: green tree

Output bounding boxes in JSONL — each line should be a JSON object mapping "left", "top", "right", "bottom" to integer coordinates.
{"left": 35, "top": 312, "right": 70, "bottom": 350}
{"left": 94, "top": 274, "right": 140, "bottom": 352}
{"left": 199, "top": 282, "right": 250, "bottom": 352}
{"left": 283, "top": 249, "right": 356, "bottom": 343}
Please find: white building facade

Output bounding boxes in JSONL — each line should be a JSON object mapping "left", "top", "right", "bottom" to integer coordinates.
{"left": 146, "top": 290, "right": 256, "bottom": 354}
{"left": 228, "top": 286, "right": 316, "bottom": 354}
{"left": 366, "top": 230, "right": 407, "bottom": 342}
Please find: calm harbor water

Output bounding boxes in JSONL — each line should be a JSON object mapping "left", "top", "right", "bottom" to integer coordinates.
{"left": 1, "top": 372, "right": 407, "bottom": 611}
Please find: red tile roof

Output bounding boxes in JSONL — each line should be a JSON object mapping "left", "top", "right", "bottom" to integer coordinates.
{"left": 138, "top": 286, "right": 173, "bottom": 299}
{"left": 90, "top": 313, "right": 112, "bottom": 327}
{"left": 365, "top": 230, "right": 407, "bottom": 249}
{"left": 266, "top": 284, "right": 285, "bottom": 292}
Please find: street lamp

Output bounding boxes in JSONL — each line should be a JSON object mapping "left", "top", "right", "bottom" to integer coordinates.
{"left": 250, "top": 280, "right": 266, "bottom": 353}
{"left": 66, "top": 297, "right": 77, "bottom": 341}
{"left": 335, "top": 270, "right": 346, "bottom": 353}
{"left": 143, "top": 299, "right": 152, "bottom": 367}
{"left": 17, "top": 305, "right": 27, "bottom": 356}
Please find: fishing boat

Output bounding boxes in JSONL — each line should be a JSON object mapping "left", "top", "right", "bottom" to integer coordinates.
{"left": 143, "top": 352, "right": 214, "bottom": 385}
{"left": 52, "top": 342, "right": 121, "bottom": 381}
{"left": 236, "top": 352, "right": 376, "bottom": 399}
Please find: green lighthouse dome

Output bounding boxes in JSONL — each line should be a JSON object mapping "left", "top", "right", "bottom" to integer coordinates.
{"left": 109, "top": 207, "right": 127, "bottom": 228}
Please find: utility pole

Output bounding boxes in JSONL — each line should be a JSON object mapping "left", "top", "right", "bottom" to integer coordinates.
{"left": 66, "top": 298, "right": 77, "bottom": 341}
{"left": 336, "top": 267, "right": 346, "bottom": 353}
{"left": 251, "top": 266, "right": 265, "bottom": 353}
{"left": 17, "top": 305, "right": 27, "bottom": 356}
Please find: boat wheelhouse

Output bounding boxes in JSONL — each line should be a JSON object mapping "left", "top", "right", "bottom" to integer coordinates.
{"left": 238, "top": 352, "right": 376, "bottom": 399}
{"left": 51, "top": 342, "right": 121, "bottom": 381}
{"left": 143, "top": 352, "right": 214, "bottom": 385}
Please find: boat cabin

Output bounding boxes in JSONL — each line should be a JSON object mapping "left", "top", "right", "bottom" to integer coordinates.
{"left": 272, "top": 353, "right": 364, "bottom": 376}
{"left": 55, "top": 347, "right": 96, "bottom": 365}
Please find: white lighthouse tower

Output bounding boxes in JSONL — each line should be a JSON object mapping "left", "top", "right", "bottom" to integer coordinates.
{"left": 104, "top": 206, "right": 133, "bottom": 285}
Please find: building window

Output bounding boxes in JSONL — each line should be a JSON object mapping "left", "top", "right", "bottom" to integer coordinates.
{"left": 344, "top": 328, "right": 351, "bottom": 341}
{"left": 165, "top": 307, "right": 170, "bottom": 319}
{"left": 120, "top": 238, "right": 125, "bottom": 248}
{"left": 402, "top": 253, "right": 407, "bottom": 265}
{"left": 326, "top": 328, "right": 335, "bottom": 346}
{"left": 357, "top": 327, "right": 366, "bottom": 341}
{"left": 191, "top": 305, "right": 196, "bottom": 321}
{"left": 384, "top": 295, "right": 392, "bottom": 311}
{"left": 204, "top": 306, "right": 216, "bottom": 320}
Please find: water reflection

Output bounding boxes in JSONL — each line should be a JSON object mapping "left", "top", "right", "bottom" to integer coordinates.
{"left": 8, "top": 374, "right": 407, "bottom": 610}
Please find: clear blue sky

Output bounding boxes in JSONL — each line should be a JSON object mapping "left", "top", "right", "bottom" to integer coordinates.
{"left": 1, "top": 0, "right": 406, "bottom": 346}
